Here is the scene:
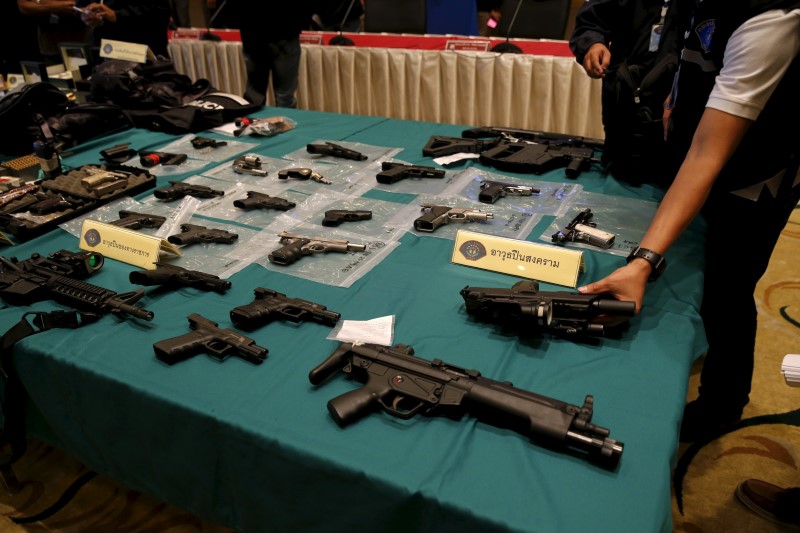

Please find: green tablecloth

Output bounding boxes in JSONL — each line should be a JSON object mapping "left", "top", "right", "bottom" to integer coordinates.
{"left": 2, "top": 108, "right": 706, "bottom": 532}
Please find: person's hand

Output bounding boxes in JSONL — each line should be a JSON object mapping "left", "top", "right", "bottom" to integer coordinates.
{"left": 577, "top": 260, "right": 651, "bottom": 313}
{"left": 662, "top": 93, "right": 673, "bottom": 140}
{"left": 80, "top": 2, "right": 115, "bottom": 26}
{"left": 582, "top": 43, "right": 611, "bottom": 79}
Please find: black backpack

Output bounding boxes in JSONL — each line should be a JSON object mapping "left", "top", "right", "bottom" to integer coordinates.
{"left": 0, "top": 83, "right": 70, "bottom": 156}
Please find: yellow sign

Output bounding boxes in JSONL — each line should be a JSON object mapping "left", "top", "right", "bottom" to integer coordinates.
{"left": 79, "top": 219, "right": 181, "bottom": 269}
{"left": 98, "top": 39, "right": 155, "bottom": 64}
{"left": 451, "top": 229, "right": 584, "bottom": 287}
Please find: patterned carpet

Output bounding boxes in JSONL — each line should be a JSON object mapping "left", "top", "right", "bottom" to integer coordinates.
{"left": 0, "top": 207, "right": 797, "bottom": 532}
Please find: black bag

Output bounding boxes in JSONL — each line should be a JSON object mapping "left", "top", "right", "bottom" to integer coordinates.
{"left": 128, "top": 92, "right": 263, "bottom": 134}
{"left": 605, "top": 53, "right": 678, "bottom": 180}
{"left": 0, "top": 83, "right": 69, "bottom": 156}
{"left": 89, "top": 59, "right": 214, "bottom": 109}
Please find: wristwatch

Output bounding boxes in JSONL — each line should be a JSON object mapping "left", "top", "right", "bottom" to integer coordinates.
{"left": 626, "top": 247, "right": 666, "bottom": 281}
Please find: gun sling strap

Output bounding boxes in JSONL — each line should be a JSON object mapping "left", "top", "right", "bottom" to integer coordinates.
{"left": 0, "top": 310, "right": 100, "bottom": 468}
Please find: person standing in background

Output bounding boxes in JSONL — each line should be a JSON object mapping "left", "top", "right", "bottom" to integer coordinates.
{"left": 569, "top": 0, "right": 677, "bottom": 184}
{"left": 16, "top": 0, "right": 91, "bottom": 64}
{"left": 79, "top": 0, "right": 171, "bottom": 58}
{"left": 225, "top": 2, "right": 315, "bottom": 107}
{"left": 578, "top": 1, "right": 800, "bottom": 445}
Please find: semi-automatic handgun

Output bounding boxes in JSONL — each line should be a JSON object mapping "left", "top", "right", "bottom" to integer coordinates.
{"left": 414, "top": 204, "right": 493, "bottom": 232}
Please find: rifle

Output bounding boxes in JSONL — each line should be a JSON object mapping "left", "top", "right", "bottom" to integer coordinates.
{"left": 233, "top": 191, "right": 295, "bottom": 211}
{"left": 129, "top": 262, "right": 231, "bottom": 293}
{"left": 462, "top": 126, "right": 605, "bottom": 150}
{"left": 233, "top": 155, "right": 268, "bottom": 176}
{"left": 0, "top": 249, "right": 153, "bottom": 320}
{"left": 230, "top": 287, "right": 340, "bottom": 330}
{"left": 268, "top": 232, "right": 366, "bottom": 266}
{"left": 322, "top": 209, "right": 372, "bottom": 227}
{"left": 376, "top": 162, "right": 445, "bottom": 184}
{"left": 551, "top": 208, "right": 615, "bottom": 249}
{"left": 459, "top": 280, "right": 636, "bottom": 336}
{"left": 153, "top": 313, "right": 267, "bottom": 365}
{"left": 308, "top": 342, "right": 624, "bottom": 469}
{"left": 306, "top": 142, "right": 367, "bottom": 161}
{"left": 167, "top": 224, "right": 238, "bottom": 246}
{"left": 414, "top": 204, "right": 493, "bottom": 232}
{"left": 478, "top": 180, "right": 540, "bottom": 204}
{"left": 278, "top": 168, "right": 331, "bottom": 184}
{"left": 139, "top": 151, "right": 188, "bottom": 168}
{"left": 110, "top": 210, "right": 167, "bottom": 230}
{"left": 154, "top": 181, "right": 225, "bottom": 201}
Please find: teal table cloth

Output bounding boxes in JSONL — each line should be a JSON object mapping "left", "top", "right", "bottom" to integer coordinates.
{"left": 1, "top": 108, "right": 706, "bottom": 532}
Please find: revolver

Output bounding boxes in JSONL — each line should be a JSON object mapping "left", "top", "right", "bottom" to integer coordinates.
{"left": 479, "top": 180, "right": 540, "bottom": 204}
{"left": 233, "top": 155, "right": 268, "bottom": 177}
{"left": 278, "top": 168, "right": 331, "bottom": 184}
{"left": 268, "top": 232, "right": 367, "bottom": 266}
{"left": 414, "top": 204, "right": 493, "bottom": 232}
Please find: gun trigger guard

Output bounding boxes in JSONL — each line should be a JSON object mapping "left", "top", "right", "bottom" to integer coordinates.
{"left": 379, "top": 396, "right": 425, "bottom": 420}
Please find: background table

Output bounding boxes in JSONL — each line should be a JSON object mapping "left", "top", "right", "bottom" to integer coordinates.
{"left": 2, "top": 108, "right": 705, "bottom": 532}
{"left": 168, "top": 34, "right": 604, "bottom": 139}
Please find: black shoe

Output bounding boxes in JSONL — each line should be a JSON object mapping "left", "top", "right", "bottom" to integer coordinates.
{"left": 735, "top": 479, "right": 800, "bottom": 528}
{"left": 679, "top": 399, "right": 741, "bottom": 443}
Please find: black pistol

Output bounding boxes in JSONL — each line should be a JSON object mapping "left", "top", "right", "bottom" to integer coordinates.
{"left": 306, "top": 142, "right": 367, "bottom": 161}
{"left": 129, "top": 262, "right": 231, "bottom": 293}
{"left": 478, "top": 180, "right": 540, "bottom": 204}
{"left": 322, "top": 209, "right": 372, "bottom": 227}
{"left": 110, "top": 210, "right": 167, "bottom": 230}
{"left": 154, "top": 181, "right": 225, "bottom": 201}
{"left": 167, "top": 224, "right": 239, "bottom": 246}
{"left": 233, "top": 191, "right": 295, "bottom": 211}
{"left": 230, "top": 287, "right": 340, "bottom": 330}
{"left": 376, "top": 162, "right": 445, "bottom": 184}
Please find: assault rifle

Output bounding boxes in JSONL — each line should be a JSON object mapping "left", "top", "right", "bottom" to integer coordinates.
{"left": 306, "top": 142, "right": 367, "bottom": 161}
{"left": 153, "top": 313, "right": 267, "bottom": 365}
{"left": 110, "top": 210, "right": 166, "bottom": 230}
{"left": 268, "top": 232, "right": 366, "bottom": 266}
{"left": 459, "top": 280, "right": 635, "bottom": 336}
{"left": 551, "top": 208, "right": 615, "bottom": 249}
{"left": 129, "top": 262, "right": 231, "bottom": 293}
{"left": 154, "top": 181, "right": 225, "bottom": 201}
{"left": 230, "top": 287, "right": 340, "bottom": 330}
{"left": 479, "top": 180, "right": 540, "bottom": 204}
{"left": 414, "top": 204, "right": 493, "bottom": 232}
{"left": 0, "top": 249, "right": 153, "bottom": 320}
{"left": 376, "top": 162, "right": 445, "bottom": 184}
{"left": 167, "top": 224, "right": 238, "bottom": 246}
{"left": 233, "top": 191, "right": 295, "bottom": 211}
{"left": 309, "top": 342, "right": 624, "bottom": 469}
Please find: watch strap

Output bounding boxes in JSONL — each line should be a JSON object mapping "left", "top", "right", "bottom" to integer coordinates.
{"left": 626, "top": 247, "right": 665, "bottom": 281}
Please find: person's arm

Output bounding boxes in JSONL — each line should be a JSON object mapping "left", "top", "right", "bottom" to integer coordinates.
{"left": 568, "top": 0, "right": 622, "bottom": 64}
{"left": 578, "top": 8, "right": 800, "bottom": 311}
{"left": 17, "top": 0, "right": 77, "bottom": 16}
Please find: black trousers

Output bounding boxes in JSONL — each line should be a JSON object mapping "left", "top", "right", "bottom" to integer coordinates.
{"left": 698, "top": 163, "right": 800, "bottom": 415}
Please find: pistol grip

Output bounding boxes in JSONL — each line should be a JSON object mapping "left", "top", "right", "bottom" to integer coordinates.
{"left": 327, "top": 385, "right": 390, "bottom": 427}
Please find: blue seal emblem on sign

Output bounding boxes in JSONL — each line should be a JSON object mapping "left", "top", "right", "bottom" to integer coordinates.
{"left": 84, "top": 228, "right": 101, "bottom": 247}
{"left": 459, "top": 240, "right": 486, "bottom": 261}
{"left": 102, "top": 43, "right": 113, "bottom": 55}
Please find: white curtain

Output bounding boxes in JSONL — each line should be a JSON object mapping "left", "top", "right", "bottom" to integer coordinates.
{"left": 168, "top": 40, "right": 604, "bottom": 139}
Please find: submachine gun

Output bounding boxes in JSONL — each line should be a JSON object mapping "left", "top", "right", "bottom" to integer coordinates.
{"left": 308, "top": 342, "right": 624, "bottom": 469}
{"left": 459, "top": 280, "right": 635, "bottom": 337}
{"left": 422, "top": 126, "right": 604, "bottom": 179}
